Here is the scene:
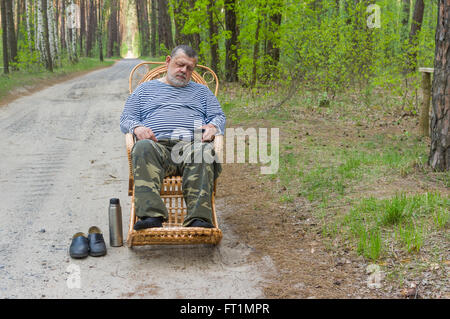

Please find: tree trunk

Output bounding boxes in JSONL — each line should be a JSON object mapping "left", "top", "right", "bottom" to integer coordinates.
{"left": 150, "top": 0, "right": 157, "bottom": 56}
{"left": 26, "top": 0, "right": 33, "bottom": 54}
{"left": 136, "top": 0, "right": 150, "bottom": 56}
{"left": 406, "top": 0, "right": 425, "bottom": 73}
{"left": 142, "top": 0, "right": 150, "bottom": 56}
{"left": 173, "top": 0, "right": 190, "bottom": 46}
{"left": 157, "top": 0, "right": 173, "bottom": 53}
{"left": 107, "top": 0, "right": 118, "bottom": 58}
{"left": 15, "top": 0, "right": 20, "bottom": 42}
{"left": 116, "top": 0, "right": 121, "bottom": 57}
{"left": 86, "top": 0, "right": 95, "bottom": 56}
{"left": 5, "top": 0, "right": 18, "bottom": 66}
{"left": 48, "top": 0, "right": 59, "bottom": 66}
{"left": 15, "top": 0, "right": 24, "bottom": 43}
{"left": 428, "top": 0, "right": 449, "bottom": 171}
{"left": 61, "top": 0, "right": 66, "bottom": 50}
{"left": 1, "top": 0, "right": 9, "bottom": 73}
{"left": 116, "top": 0, "right": 122, "bottom": 57}
{"left": 106, "top": 7, "right": 112, "bottom": 57}
{"left": 267, "top": 0, "right": 282, "bottom": 66}
{"left": 98, "top": 0, "right": 104, "bottom": 61}
{"left": 208, "top": 0, "right": 219, "bottom": 72}
{"left": 80, "top": 0, "right": 85, "bottom": 56}
{"left": 70, "top": 0, "right": 78, "bottom": 62}
{"left": 36, "top": 0, "right": 43, "bottom": 56}
{"left": 55, "top": 0, "right": 60, "bottom": 47}
{"left": 225, "top": 0, "right": 239, "bottom": 82}
{"left": 251, "top": 14, "right": 261, "bottom": 88}
{"left": 41, "top": 0, "right": 53, "bottom": 72}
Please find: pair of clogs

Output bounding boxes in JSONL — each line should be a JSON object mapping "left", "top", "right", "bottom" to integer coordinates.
{"left": 69, "top": 226, "right": 107, "bottom": 258}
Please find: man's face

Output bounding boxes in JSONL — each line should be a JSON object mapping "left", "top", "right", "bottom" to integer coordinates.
{"left": 165, "top": 51, "right": 197, "bottom": 87}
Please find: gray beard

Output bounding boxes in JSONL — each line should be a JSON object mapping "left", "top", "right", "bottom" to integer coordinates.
{"left": 167, "top": 72, "right": 189, "bottom": 87}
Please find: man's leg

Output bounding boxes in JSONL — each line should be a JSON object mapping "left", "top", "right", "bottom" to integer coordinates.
{"left": 179, "top": 142, "right": 220, "bottom": 227}
{"left": 131, "top": 140, "right": 176, "bottom": 223}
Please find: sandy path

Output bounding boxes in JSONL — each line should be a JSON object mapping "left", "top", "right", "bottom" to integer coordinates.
{"left": 0, "top": 59, "right": 269, "bottom": 298}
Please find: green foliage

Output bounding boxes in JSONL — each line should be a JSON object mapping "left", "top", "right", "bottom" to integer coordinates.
{"left": 159, "top": 43, "right": 170, "bottom": 57}
{"left": 1, "top": 0, "right": 439, "bottom": 95}
{"left": 11, "top": 24, "right": 41, "bottom": 71}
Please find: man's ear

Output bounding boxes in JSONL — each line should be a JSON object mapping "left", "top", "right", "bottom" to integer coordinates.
{"left": 165, "top": 55, "right": 171, "bottom": 66}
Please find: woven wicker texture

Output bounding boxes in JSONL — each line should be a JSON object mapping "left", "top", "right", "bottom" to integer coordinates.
{"left": 126, "top": 61, "right": 222, "bottom": 247}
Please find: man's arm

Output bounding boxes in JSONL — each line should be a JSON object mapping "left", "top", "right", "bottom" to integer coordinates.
{"left": 203, "top": 88, "right": 226, "bottom": 140}
{"left": 120, "top": 85, "right": 143, "bottom": 135}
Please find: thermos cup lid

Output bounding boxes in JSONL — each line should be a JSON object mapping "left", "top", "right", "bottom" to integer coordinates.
{"left": 110, "top": 198, "right": 120, "bottom": 204}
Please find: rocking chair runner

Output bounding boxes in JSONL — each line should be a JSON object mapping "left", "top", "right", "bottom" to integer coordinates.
{"left": 125, "top": 62, "right": 223, "bottom": 247}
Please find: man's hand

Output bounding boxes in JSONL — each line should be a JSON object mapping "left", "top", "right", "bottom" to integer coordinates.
{"left": 200, "top": 124, "right": 218, "bottom": 142}
{"left": 133, "top": 126, "right": 158, "bottom": 142}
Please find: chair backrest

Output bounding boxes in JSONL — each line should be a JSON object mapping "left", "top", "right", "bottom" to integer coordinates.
{"left": 129, "top": 61, "right": 219, "bottom": 96}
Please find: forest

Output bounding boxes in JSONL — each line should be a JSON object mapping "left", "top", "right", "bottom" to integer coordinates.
{"left": 0, "top": 1, "right": 440, "bottom": 88}
{"left": 0, "top": 1, "right": 446, "bottom": 172}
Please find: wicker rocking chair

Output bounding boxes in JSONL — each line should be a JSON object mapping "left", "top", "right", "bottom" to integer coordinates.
{"left": 125, "top": 61, "right": 223, "bottom": 247}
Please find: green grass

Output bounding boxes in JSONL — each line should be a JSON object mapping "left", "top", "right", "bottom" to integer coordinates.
{"left": 0, "top": 57, "right": 115, "bottom": 101}
{"left": 277, "top": 131, "right": 429, "bottom": 206}
{"left": 339, "top": 192, "right": 449, "bottom": 261}
{"left": 395, "top": 223, "right": 424, "bottom": 253}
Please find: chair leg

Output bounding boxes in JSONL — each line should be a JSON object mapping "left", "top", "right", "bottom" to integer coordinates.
{"left": 126, "top": 194, "right": 136, "bottom": 248}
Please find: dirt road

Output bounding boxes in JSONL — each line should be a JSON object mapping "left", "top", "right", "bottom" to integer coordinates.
{"left": 0, "top": 59, "right": 270, "bottom": 298}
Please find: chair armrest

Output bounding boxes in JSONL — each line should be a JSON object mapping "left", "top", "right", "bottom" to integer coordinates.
{"left": 125, "top": 133, "right": 135, "bottom": 196}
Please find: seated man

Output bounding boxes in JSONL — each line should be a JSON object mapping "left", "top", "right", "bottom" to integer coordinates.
{"left": 120, "top": 45, "right": 226, "bottom": 230}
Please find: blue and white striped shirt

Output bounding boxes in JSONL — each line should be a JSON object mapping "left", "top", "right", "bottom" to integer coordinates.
{"left": 120, "top": 80, "right": 226, "bottom": 140}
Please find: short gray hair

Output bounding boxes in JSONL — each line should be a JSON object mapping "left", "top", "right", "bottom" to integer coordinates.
{"left": 171, "top": 45, "right": 198, "bottom": 60}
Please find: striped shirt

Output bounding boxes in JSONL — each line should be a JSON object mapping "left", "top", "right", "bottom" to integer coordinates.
{"left": 120, "top": 80, "right": 226, "bottom": 141}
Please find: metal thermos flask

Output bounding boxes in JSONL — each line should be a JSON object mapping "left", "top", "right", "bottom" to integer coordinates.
{"left": 108, "top": 198, "right": 123, "bottom": 247}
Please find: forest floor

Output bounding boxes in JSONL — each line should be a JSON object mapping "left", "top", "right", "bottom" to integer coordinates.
{"left": 218, "top": 84, "right": 449, "bottom": 298}
{"left": 0, "top": 60, "right": 447, "bottom": 299}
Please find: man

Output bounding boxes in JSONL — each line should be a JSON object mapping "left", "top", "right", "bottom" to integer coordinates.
{"left": 120, "top": 45, "right": 226, "bottom": 230}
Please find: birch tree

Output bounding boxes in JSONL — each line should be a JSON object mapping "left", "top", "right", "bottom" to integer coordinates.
{"left": 41, "top": 0, "right": 53, "bottom": 71}
{"left": 25, "top": 0, "right": 33, "bottom": 55}
{"left": 48, "top": 0, "right": 59, "bottom": 66}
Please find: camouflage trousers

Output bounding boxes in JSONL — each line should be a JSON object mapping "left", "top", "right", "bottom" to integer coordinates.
{"left": 131, "top": 139, "right": 221, "bottom": 226}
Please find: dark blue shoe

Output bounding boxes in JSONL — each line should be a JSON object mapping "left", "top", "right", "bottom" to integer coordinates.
{"left": 134, "top": 216, "right": 164, "bottom": 230}
{"left": 88, "top": 226, "right": 107, "bottom": 257}
{"left": 69, "top": 232, "right": 89, "bottom": 259}
{"left": 187, "top": 219, "right": 214, "bottom": 228}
